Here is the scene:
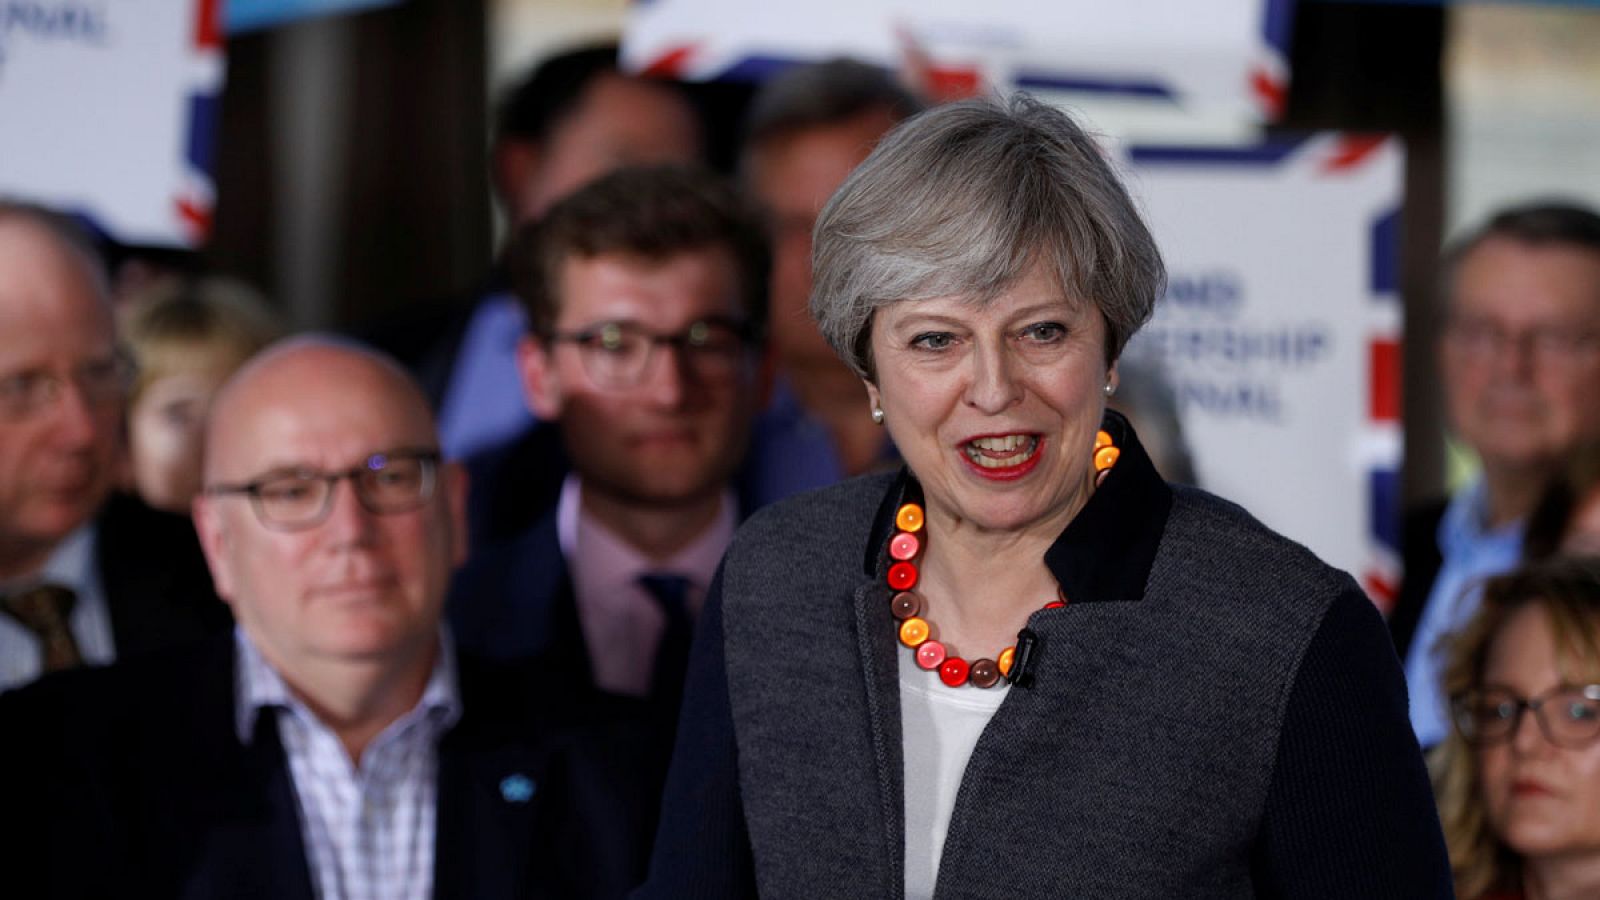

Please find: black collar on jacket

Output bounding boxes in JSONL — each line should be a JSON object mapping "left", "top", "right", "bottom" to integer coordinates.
{"left": 861, "top": 408, "right": 1174, "bottom": 605}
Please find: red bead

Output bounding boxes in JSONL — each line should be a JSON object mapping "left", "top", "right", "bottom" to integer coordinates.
{"left": 939, "top": 657, "right": 970, "bottom": 687}
{"left": 1044, "top": 600, "right": 1066, "bottom": 610}
{"left": 891, "top": 591, "right": 921, "bottom": 619}
{"left": 889, "top": 532, "right": 920, "bottom": 561}
{"left": 887, "top": 561, "right": 918, "bottom": 591}
{"left": 916, "top": 640, "right": 946, "bottom": 670}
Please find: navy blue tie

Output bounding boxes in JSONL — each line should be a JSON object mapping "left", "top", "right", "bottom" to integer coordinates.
{"left": 639, "top": 573, "right": 693, "bottom": 703}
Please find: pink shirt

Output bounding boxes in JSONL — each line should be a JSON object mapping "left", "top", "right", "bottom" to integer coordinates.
{"left": 556, "top": 474, "right": 736, "bottom": 698}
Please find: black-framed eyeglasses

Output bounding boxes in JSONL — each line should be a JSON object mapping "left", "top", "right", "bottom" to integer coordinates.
{"left": 204, "top": 449, "right": 441, "bottom": 531}
{"left": 1450, "top": 683, "right": 1600, "bottom": 748}
{"left": 0, "top": 351, "right": 134, "bottom": 422}
{"left": 546, "top": 318, "right": 754, "bottom": 389}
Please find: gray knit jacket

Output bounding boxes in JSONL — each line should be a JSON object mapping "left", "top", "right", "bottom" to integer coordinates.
{"left": 637, "top": 415, "right": 1452, "bottom": 899}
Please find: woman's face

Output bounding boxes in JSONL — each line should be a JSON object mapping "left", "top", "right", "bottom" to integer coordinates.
{"left": 128, "top": 366, "right": 231, "bottom": 515}
{"left": 1478, "top": 603, "right": 1600, "bottom": 862}
{"left": 865, "top": 260, "right": 1111, "bottom": 539}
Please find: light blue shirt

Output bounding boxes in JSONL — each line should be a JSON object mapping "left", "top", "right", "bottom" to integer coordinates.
{"left": 0, "top": 523, "right": 115, "bottom": 690}
{"left": 437, "top": 292, "right": 532, "bottom": 461}
{"left": 1403, "top": 476, "right": 1524, "bottom": 748}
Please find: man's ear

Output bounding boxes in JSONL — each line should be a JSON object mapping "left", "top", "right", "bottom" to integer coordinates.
{"left": 517, "top": 335, "right": 564, "bottom": 420}
{"left": 191, "top": 494, "right": 236, "bottom": 605}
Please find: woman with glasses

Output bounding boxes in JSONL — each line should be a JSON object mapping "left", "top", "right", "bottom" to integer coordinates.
{"left": 1437, "top": 557, "right": 1600, "bottom": 900}
{"left": 636, "top": 95, "right": 1450, "bottom": 898}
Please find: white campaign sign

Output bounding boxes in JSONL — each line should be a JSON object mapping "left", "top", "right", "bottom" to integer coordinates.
{"left": 622, "top": 0, "right": 1295, "bottom": 123}
{"left": 0, "top": 0, "right": 223, "bottom": 247}
{"left": 1120, "top": 134, "right": 1405, "bottom": 606}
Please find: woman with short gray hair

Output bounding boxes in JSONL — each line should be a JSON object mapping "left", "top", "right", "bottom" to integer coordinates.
{"left": 638, "top": 94, "right": 1450, "bottom": 898}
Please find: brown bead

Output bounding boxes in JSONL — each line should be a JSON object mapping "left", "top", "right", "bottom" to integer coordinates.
{"left": 969, "top": 658, "right": 1001, "bottom": 688}
{"left": 891, "top": 591, "right": 921, "bottom": 619}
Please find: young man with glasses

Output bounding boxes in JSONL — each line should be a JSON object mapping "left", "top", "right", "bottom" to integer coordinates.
{"left": 450, "top": 167, "right": 767, "bottom": 742}
{"left": 1, "top": 338, "right": 655, "bottom": 897}
{"left": 1393, "top": 201, "right": 1600, "bottom": 749}
{"left": 0, "top": 202, "right": 224, "bottom": 691}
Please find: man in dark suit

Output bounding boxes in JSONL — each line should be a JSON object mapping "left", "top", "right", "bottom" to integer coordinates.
{"left": 450, "top": 167, "right": 768, "bottom": 732}
{"left": 0, "top": 338, "right": 652, "bottom": 898}
{"left": 0, "top": 202, "right": 224, "bottom": 690}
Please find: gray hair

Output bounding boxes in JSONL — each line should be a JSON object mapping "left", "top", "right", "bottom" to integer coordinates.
{"left": 810, "top": 94, "right": 1164, "bottom": 379}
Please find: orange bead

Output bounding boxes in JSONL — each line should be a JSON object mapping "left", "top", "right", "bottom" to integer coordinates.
{"left": 1094, "top": 445, "right": 1121, "bottom": 472}
{"left": 895, "top": 503, "right": 925, "bottom": 533}
{"left": 899, "top": 617, "right": 930, "bottom": 647}
{"left": 1095, "top": 429, "right": 1113, "bottom": 450}
{"left": 997, "top": 646, "right": 1015, "bottom": 677}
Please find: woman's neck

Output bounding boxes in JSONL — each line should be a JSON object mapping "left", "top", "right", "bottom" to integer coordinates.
{"left": 914, "top": 517, "right": 1065, "bottom": 658}
{"left": 1524, "top": 853, "right": 1600, "bottom": 900}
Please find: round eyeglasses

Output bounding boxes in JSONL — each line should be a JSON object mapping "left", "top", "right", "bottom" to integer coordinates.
{"left": 546, "top": 318, "right": 754, "bottom": 389}
{"left": 204, "top": 449, "right": 440, "bottom": 531}
{"left": 1450, "top": 684, "right": 1600, "bottom": 748}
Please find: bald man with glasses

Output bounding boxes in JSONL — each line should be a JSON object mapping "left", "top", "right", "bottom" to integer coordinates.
{"left": 0, "top": 202, "right": 224, "bottom": 690}
{"left": 0, "top": 338, "right": 656, "bottom": 899}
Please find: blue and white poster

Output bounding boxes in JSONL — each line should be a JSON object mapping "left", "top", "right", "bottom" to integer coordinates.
{"left": 0, "top": 0, "right": 224, "bottom": 247}
{"left": 623, "top": 0, "right": 1296, "bottom": 124}
{"left": 1120, "top": 134, "right": 1405, "bottom": 609}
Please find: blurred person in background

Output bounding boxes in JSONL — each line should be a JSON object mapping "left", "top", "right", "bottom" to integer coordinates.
{"left": 739, "top": 58, "right": 923, "bottom": 490}
{"left": 371, "top": 42, "right": 704, "bottom": 465}
{"left": 0, "top": 202, "right": 223, "bottom": 692}
{"left": 119, "top": 276, "right": 284, "bottom": 515}
{"left": 639, "top": 96, "right": 1448, "bottom": 899}
{"left": 1394, "top": 201, "right": 1600, "bottom": 749}
{"left": 451, "top": 167, "right": 768, "bottom": 775}
{"left": 1107, "top": 356, "right": 1198, "bottom": 485}
{"left": 1435, "top": 557, "right": 1600, "bottom": 900}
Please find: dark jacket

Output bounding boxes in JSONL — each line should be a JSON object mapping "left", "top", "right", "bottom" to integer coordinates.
{"left": 95, "top": 491, "right": 230, "bottom": 655}
{"left": 0, "top": 635, "right": 655, "bottom": 900}
{"left": 638, "top": 415, "right": 1452, "bottom": 898}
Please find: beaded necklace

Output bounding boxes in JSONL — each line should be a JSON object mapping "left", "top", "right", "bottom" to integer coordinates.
{"left": 888, "top": 428, "right": 1119, "bottom": 688}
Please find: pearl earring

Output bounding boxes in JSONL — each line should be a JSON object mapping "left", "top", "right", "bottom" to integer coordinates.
{"left": 871, "top": 406, "right": 885, "bottom": 425}
{"left": 1103, "top": 382, "right": 1116, "bottom": 398}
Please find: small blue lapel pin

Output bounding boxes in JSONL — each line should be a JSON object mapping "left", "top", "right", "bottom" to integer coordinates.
{"left": 499, "top": 773, "right": 536, "bottom": 804}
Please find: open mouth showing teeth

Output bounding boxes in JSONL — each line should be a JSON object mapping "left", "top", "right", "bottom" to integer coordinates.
{"left": 963, "top": 434, "right": 1040, "bottom": 469}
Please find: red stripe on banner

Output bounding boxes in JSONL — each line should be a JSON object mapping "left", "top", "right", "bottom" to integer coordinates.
{"left": 926, "top": 66, "right": 982, "bottom": 103}
{"left": 641, "top": 45, "right": 696, "bottom": 79}
{"left": 1249, "top": 67, "right": 1286, "bottom": 120}
{"left": 1363, "top": 571, "right": 1398, "bottom": 616}
{"left": 1323, "top": 135, "right": 1386, "bottom": 173}
{"left": 195, "top": 0, "right": 223, "bottom": 49}
{"left": 1370, "top": 338, "right": 1400, "bottom": 422}
{"left": 177, "top": 197, "right": 213, "bottom": 242}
